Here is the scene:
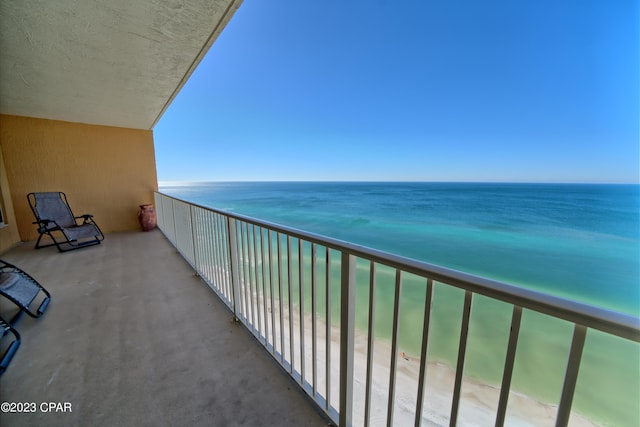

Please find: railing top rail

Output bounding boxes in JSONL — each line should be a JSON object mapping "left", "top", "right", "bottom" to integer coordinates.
{"left": 156, "top": 192, "right": 640, "bottom": 342}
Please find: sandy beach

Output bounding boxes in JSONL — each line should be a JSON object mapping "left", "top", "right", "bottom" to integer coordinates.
{"left": 237, "top": 287, "right": 600, "bottom": 427}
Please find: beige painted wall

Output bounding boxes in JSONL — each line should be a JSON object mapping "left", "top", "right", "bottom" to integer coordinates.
{"left": 0, "top": 114, "right": 158, "bottom": 242}
{"left": 0, "top": 145, "right": 21, "bottom": 252}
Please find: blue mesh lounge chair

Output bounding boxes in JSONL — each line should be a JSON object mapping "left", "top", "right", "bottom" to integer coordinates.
{"left": 28, "top": 192, "right": 104, "bottom": 252}
{"left": 0, "top": 260, "right": 51, "bottom": 325}
{"left": 0, "top": 316, "right": 20, "bottom": 376}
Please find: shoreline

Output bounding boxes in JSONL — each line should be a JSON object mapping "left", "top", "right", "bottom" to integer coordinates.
{"left": 245, "top": 292, "right": 601, "bottom": 427}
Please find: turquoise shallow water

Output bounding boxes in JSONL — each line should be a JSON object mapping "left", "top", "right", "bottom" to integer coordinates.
{"left": 161, "top": 182, "right": 639, "bottom": 314}
{"left": 160, "top": 181, "right": 639, "bottom": 425}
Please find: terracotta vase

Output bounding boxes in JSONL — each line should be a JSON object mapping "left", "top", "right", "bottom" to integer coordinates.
{"left": 138, "top": 204, "right": 156, "bottom": 231}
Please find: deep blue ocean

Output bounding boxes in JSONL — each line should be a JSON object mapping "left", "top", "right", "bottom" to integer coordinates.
{"left": 160, "top": 181, "right": 639, "bottom": 316}
{"left": 159, "top": 181, "right": 639, "bottom": 425}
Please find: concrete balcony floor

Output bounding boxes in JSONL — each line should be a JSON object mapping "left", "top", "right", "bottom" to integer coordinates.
{"left": 0, "top": 230, "right": 329, "bottom": 427}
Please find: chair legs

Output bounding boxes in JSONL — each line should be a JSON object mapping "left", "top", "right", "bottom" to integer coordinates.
{"left": 34, "top": 229, "right": 102, "bottom": 252}
{"left": 0, "top": 316, "right": 21, "bottom": 376}
{"left": 0, "top": 260, "right": 51, "bottom": 324}
{"left": 0, "top": 261, "right": 49, "bottom": 376}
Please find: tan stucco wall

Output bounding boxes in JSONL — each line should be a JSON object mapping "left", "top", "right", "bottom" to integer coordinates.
{"left": 0, "top": 145, "right": 21, "bottom": 252}
{"left": 0, "top": 114, "right": 158, "bottom": 242}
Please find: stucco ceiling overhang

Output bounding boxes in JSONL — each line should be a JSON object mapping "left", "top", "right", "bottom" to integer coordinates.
{"left": 0, "top": 0, "right": 242, "bottom": 130}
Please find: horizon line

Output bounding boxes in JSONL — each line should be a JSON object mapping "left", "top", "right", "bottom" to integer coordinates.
{"left": 158, "top": 179, "right": 640, "bottom": 186}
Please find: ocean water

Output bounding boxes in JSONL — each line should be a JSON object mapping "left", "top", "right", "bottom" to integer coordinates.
{"left": 161, "top": 182, "right": 639, "bottom": 314}
{"left": 160, "top": 181, "right": 639, "bottom": 425}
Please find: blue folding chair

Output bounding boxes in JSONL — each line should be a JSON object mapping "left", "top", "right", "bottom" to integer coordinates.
{"left": 0, "top": 260, "right": 51, "bottom": 325}
{"left": 28, "top": 192, "right": 104, "bottom": 252}
{"left": 0, "top": 316, "right": 20, "bottom": 376}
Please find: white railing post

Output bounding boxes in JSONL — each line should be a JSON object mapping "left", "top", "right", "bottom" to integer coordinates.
{"left": 171, "top": 198, "right": 178, "bottom": 246}
{"left": 450, "top": 291, "right": 473, "bottom": 426}
{"left": 189, "top": 204, "right": 199, "bottom": 274}
{"left": 227, "top": 217, "right": 241, "bottom": 321}
{"left": 555, "top": 324, "right": 587, "bottom": 427}
{"left": 153, "top": 193, "right": 163, "bottom": 231}
{"left": 495, "top": 305, "right": 523, "bottom": 427}
{"left": 339, "top": 252, "right": 356, "bottom": 427}
{"left": 386, "top": 269, "right": 403, "bottom": 426}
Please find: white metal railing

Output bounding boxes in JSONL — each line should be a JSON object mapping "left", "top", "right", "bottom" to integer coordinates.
{"left": 154, "top": 192, "right": 640, "bottom": 427}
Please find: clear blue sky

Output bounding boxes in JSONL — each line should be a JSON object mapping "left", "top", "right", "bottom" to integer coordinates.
{"left": 154, "top": 0, "right": 639, "bottom": 183}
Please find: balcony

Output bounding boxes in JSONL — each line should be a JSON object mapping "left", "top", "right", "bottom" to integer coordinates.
{"left": 1, "top": 193, "right": 638, "bottom": 427}
{"left": 0, "top": 230, "right": 329, "bottom": 427}
{"left": 0, "top": 3, "right": 638, "bottom": 426}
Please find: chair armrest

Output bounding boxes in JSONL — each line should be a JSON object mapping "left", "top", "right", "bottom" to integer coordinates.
{"left": 33, "top": 219, "right": 55, "bottom": 230}
{"left": 75, "top": 214, "right": 94, "bottom": 224}
{"left": 33, "top": 219, "right": 52, "bottom": 225}
{"left": 33, "top": 219, "right": 60, "bottom": 233}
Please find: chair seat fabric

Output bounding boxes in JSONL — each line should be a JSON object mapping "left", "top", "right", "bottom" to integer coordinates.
{"left": 0, "top": 272, "right": 40, "bottom": 308}
{"left": 63, "top": 223, "right": 101, "bottom": 241}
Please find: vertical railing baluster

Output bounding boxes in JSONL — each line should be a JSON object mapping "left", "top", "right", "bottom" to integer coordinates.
{"left": 339, "top": 252, "right": 356, "bottom": 427}
{"left": 198, "top": 209, "right": 207, "bottom": 281}
{"left": 253, "top": 224, "right": 263, "bottom": 340}
{"left": 260, "top": 227, "right": 269, "bottom": 346}
{"left": 246, "top": 223, "right": 256, "bottom": 333}
{"left": 288, "top": 235, "right": 295, "bottom": 373}
{"left": 450, "top": 291, "right": 473, "bottom": 427}
{"left": 153, "top": 193, "right": 161, "bottom": 231}
{"left": 200, "top": 209, "right": 206, "bottom": 279}
{"left": 160, "top": 195, "right": 167, "bottom": 238}
{"left": 221, "top": 214, "right": 232, "bottom": 303}
{"left": 209, "top": 213, "right": 216, "bottom": 287}
{"left": 495, "top": 306, "right": 523, "bottom": 427}
{"left": 245, "top": 224, "right": 252, "bottom": 329}
{"left": 311, "top": 243, "right": 318, "bottom": 398}
{"left": 299, "top": 238, "right": 306, "bottom": 385}
{"left": 189, "top": 205, "right": 198, "bottom": 271}
{"left": 238, "top": 221, "right": 251, "bottom": 324}
{"left": 250, "top": 224, "right": 258, "bottom": 333}
{"left": 192, "top": 207, "right": 200, "bottom": 271}
{"left": 415, "top": 278, "right": 434, "bottom": 427}
{"left": 268, "top": 231, "right": 276, "bottom": 355}
{"left": 214, "top": 213, "right": 224, "bottom": 297}
{"left": 226, "top": 220, "right": 236, "bottom": 304}
{"left": 190, "top": 206, "right": 200, "bottom": 275}
{"left": 386, "top": 269, "right": 403, "bottom": 426}
{"left": 188, "top": 203, "right": 195, "bottom": 265}
{"left": 211, "top": 213, "right": 218, "bottom": 293}
{"left": 226, "top": 217, "right": 240, "bottom": 320}
{"left": 215, "top": 213, "right": 225, "bottom": 299}
{"left": 364, "top": 261, "right": 377, "bottom": 427}
{"left": 278, "top": 233, "right": 285, "bottom": 365}
{"left": 213, "top": 213, "right": 220, "bottom": 293}
{"left": 555, "top": 325, "right": 587, "bottom": 427}
{"left": 202, "top": 210, "right": 210, "bottom": 284}
{"left": 200, "top": 209, "right": 206, "bottom": 276}
{"left": 171, "top": 198, "right": 178, "bottom": 247}
{"left": 242, "top": 223, "right": 251, "bottom": 324}
{"left": 325, "top": 247, "right": 332, "bottom": 411}
{"left": 236, "top": 222, "right": 245, "bottom": 318}
{"left": 158, "top": 194, "right": 165, "bottom": 234}
{"left": 169, "top": 197, "right": 176, "bottom": 245}
{"left": 171, "top": 198, "right": 177, "bottom": 245}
